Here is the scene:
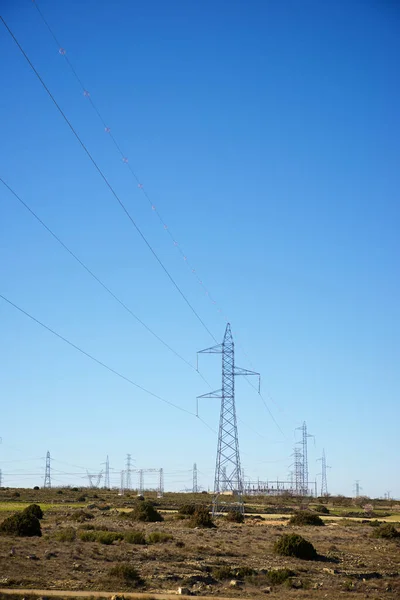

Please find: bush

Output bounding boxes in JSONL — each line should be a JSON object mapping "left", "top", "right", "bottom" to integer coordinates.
{"left": 147, "top": 531, "right": 173, "bottom": 544}
{"left": 79, "top": 530, "right": 97, "bottom": 542}
{"left": 267, "top": 568, "right": 295, "bottom": 585}
{"left": 97, "top": 531, "right": 124, "bottom": 545}
{"left": 108, "top": 563, "right": 144, "bottom": 585}
{"left": 0, "top": 513, "right": 41, "bottom": 537}
{"left": 124, "top": 531, "right": 146, "bottom": 545}
{"left": 12, "top": 492, "right": 20, "bottom": 498}
{"left": 189, "top": 506, "right": 215, "bottom": 528}
{"left": 274, "top": 533, "right": 317, "bottom": 560}
{"left": 23, "top": 504, "right": 43, "bottom": 520}
{"left": 212, "top": 565, "right": 233, "bottom": 580}
{"left": 225, "top": 510, "right": 244, "bottom": 523}
{"left": 127, "top": 500, "right": 163, "bottom": 523}
{"left": 77, "top": 495, "right": 86, "bottom": 502}
{"left": 70, "top": 510, "right": 94, "bottom": 522}
{"left": 372, "top": 524, "right": 400, "bottom": 539}
{"left": 33, "top": 486, "right": 40, "bottom": 490}
{"left": 55, "top": 527, "right": 76, "bottom": 542}
{"left": 314, "top": 504, "right": 330, "bottom": 515}
{"left": 178, "top": 504, "right": 196, "bottom": 516}
{"left": 289, "top": 511, "right": 324, "bottom": 526}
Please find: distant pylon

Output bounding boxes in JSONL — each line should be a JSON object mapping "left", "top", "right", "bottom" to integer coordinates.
{"left": 104, "top": 455, "right": 110, "bottom": 489}
{"left": 296, "top": 422, "right": 314, "bottom": 495}
{"left": 193, "top": 463, "right": 198, "bottom": 493}
{"left": 44, "top": 450, "right": 51, "bottom": 488}
{"left": 198, "top": 323, "right": 260, "bottom": 515}
{"left": 158, "top": 468, "right": 164, "bottom": 498}
{"left": 317, "top": 449, "right": 330, "bottom": 496}
{"left": 126, "top": 454, "right": 132, "bottom": 490}
{"left": 354, "top": 480, "right": 362, "bottom": 498}
{"left": 292, "top": 447, "right": 303, "bottom": 495}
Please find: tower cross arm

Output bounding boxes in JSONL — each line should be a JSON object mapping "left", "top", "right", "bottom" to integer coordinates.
{"left": 197, "top": 344, "right": 223, "bottom": 354}
{"left": 234, "top": 366, "right": 261, "bottom": 393}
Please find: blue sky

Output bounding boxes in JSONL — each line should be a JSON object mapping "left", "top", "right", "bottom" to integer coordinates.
{"left": 1, "top": 0, "right": 399, "bottom": 498}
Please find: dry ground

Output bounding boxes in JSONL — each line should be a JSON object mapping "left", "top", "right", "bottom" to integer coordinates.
{"left": 0, "top": 490, "right": 399, "bottom": 600}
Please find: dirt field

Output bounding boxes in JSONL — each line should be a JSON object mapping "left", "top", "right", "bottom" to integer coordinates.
{"left": 0, "top": 489, "right": 399, "bottom": 600}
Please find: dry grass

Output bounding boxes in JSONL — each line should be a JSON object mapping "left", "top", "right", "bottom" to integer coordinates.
{"left": 0, "top": 488, "right": 398, "bottom": 598}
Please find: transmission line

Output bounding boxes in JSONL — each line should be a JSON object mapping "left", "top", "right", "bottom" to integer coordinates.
{"left": 31, "top": 0, "right": 226, "bottom": 321}
{"left": 0, "top": 176, "right": 210, "bottom": 385}
{"left": 0, "top": 292, "right": 195, "bottom": 418}
{"left": 0, "top": 16, "right": 217, "bottom": 344}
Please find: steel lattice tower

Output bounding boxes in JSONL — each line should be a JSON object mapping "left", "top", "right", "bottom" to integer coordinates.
{"left": 198, "top": 323, "right": 260, "bottom": 515}
{"left": 44, "top": 451, "right": 51, "bottom": 488}
{"left": 318, "top": 449, "right": 329, "bottom": 496}
{"left": 292, "top": 447, "right": 303, "bottom": 495}
{"left": 296, "top": 421, "right": 313, "bottom": 495}
{"left": 193, "top": 463, "right": 198, "bottom": 493}
{"left": 126, "top": 454, "right": 132, "bottom": 490}
{"left": 104, "top": 455, "right": 110, "bottom": 489}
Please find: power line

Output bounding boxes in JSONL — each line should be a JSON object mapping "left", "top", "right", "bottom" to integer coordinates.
{"left": 0, "top": 291, "right": 196, "bottom": 418}
{"left": 32, "top": 0, "right": 227, "bottom": 323}
{"left": 0, "top": 16, "right": 217, "bottom": 345}
{"left": 0, "top": 176, "right": 210, "bottom": 386}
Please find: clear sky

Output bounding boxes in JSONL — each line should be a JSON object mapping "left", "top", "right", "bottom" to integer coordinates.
{"left": 1, "top": 0, "right": 399, "bottom": 498}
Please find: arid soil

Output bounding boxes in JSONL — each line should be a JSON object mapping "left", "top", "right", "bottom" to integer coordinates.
{"left": 0, "top": 490, "right": 399, "bottom": 600}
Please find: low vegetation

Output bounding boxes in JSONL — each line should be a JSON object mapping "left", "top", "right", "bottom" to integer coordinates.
{"left": 108, "top": 563, "right": 144, "bottom": 585}
{"left": 289, "top": 511, "right": 324, "bottom": 526}
{"left": 274, "top": 533, "right": 318, "bottom": 560}
{"left": 189, "top": 505, "right": 215, "bottom": 528}
{"left": 372, "top": 523, "right": 400, "bottom": 539}
{"left": 126, "top": 500, "right": 163, "bottom": 523}
{"left": 22, "top": 503, "right": 43, "bottom": 519}
{"left": 0, "top": 512, "right": 41, "bottom": 537}
{"left": 225, "top": 509, "right": 245, "bottom": 523}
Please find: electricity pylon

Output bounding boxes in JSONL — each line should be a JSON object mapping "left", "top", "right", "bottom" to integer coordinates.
{"left": 44, "top": 451, "right": 51, "bottom": 488}
{"left": 197, "top": 323, "right": 260, "bottom": 515}
{"left": 317, "top": 449, "right": 330, "bottom": 496}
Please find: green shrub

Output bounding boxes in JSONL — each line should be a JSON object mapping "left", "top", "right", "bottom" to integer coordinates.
{"left": 372, "top": 524, "right": 400, "bottom": 539}
{"left": 225, "top": 510, "right": 244, "bottom": 523}
{"left": 178, "top": 504, "right": 196, "bottom": 516}
{"left": 124, "top": 531, "right": 146, "bottom": 545}
{"left": 55, "top": 527, "right": 76, "bottom": 542}
{"left": 108, "top": 563, "right": 144, "bottom": 585}
{"left": 97, "top": 531, "right": 124, "bottom": 545}
{"left": 79, "top": 530, "right": 97, "bottom": 542}
{"left": 189, "top": 506, "right": 215, "bottom": 528}
{"left": 274, "top": 533, "right": 317, "bottom": 560}
{"left": 127, "top": 500, "right": 163, "bottom": 523}
{"left": 289, "top": 511, "right": 324, "bottom": 526}
{"left": 147, "top": 531, "right": 173, "bottom": 544}
{"left": 314, "top": 504, "right": 330, "bottom": 515}
{"left": 70, "top": 510, "right": 94, "bottom": 522}
{"left": 212, "top": 565, "right": 233, "bottom": 580}
{"left": 267, "top": 568, "right": 295, "bottom": 585}
{"left": 0, "top": 513, "right": 41, "bottom": 537}
{"left": 23, "top": 503, "right": 43, "bottom": 520}
{"left": 77, "top": 495, "right": 86, "bottom": 502}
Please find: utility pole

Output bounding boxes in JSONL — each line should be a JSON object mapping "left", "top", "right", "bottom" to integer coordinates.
{"left": 317, "top": 449, "right": 330, "bottom": 496}
{"left": 44, "top": 451, "right": 51, "bottom": 488}
{"left": 197, "top": 323, "right": 260, "bottom": 515}
{"left": 193, "top": 463, "right": 198, "bottom": 493}
{"left": 126, "top": 454, "right": 132, "bottom": 490}
{"left": 120, "top": 470, "right": 125, "bottom": 495}
{"left": 103, "top": 455, "right": 110, "bottom": 489}
{"left": 296, "top": 422, "right": 314, "bottom": 495}
{"left": 158, "top": 468, "right": 164, "bottom": 498}
{"left": 292, "top": 447, "right": 303, "bottom": 495}
{"left": 354, "top": 480, "right": 362, "bottom": 498}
